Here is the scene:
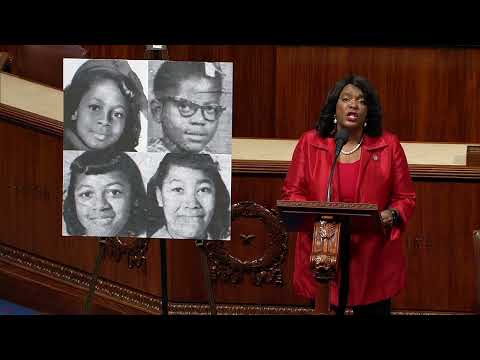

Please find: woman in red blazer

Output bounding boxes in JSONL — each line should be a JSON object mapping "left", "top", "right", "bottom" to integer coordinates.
{"left": 282, "top": 75, "right": 416, "bottom": 316}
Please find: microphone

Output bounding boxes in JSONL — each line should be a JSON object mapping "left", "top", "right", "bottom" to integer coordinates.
{"left": 326, "top": 128, "right": 350, "bottom": 202}
{"left": 335, "top": 128, "right": 350, "bottom": 157}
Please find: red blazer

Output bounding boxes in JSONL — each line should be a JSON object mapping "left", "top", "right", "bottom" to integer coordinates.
{"left": 282, "top": 129, "right": 416, "bottom": 306}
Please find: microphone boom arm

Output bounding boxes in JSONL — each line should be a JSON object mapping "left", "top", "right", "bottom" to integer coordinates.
{"left": 326, "top": 153, "right": 340, "bottom": 202}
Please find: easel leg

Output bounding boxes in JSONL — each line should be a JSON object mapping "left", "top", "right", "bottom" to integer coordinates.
{"left": 160, "top": 238, "right": 169, "bottom": 316}
{"left": 196, "top": 240, "right": 217, "bottom": 315}
{"left": 84, "top": 238, "right": 106, "bottom": 314}
{"left": 144, "top": 45, "right": 170, "bottom": 316}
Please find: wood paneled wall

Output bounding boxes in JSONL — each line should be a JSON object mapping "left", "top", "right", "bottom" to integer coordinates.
{"left": 274, "top": 47, "right": 480, "bottom": 142}
{"left": 1, "top": 44, "right": 479, "bottom": 314}
{"left": 229, "top": 174, "right": 480, "bottom": 312}
{"left": 3, "top": 44, "right": 478, "bottom": 142}
{"left": 2, "top": 108, "right": 479, "bottom": 313}
{"left": 0, "top": 117, "right": 162, "bottom": 296}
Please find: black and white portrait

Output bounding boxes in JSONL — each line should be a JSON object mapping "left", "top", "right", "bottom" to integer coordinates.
{"left": 144, "top": 152, "right": 231, "bottom": 240}
{"left": 147, "top": 61, "right": 233, "bottom": 155}
{"left": 63, "top": 59, "right": 232, "bottom": 241}
{"left": 62, "top": 150, "right": 148, "bottom": 238}
{"left": 63, "top": 59, "right": 149, "bottom": 153}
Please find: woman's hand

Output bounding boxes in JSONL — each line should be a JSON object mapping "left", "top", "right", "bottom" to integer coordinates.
{"left": 380, "top": 209, "right": 394, "bottom": 227}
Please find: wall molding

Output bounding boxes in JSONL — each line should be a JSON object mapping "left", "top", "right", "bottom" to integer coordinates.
{"left": 233, "top": 160, "right": 480, "bottom": 180}
{"left": 1, "top": 107, "right": 479, "bottom": 180}
{"left": 0, "top": 242, "right": 310, "bottom": 315}
{"left": 467, "top": 146, "right": 480, "bottom": 167}
{"left": 0, "top": 243, "right": 160, "bottom": 313}
{"left": 0, "top": 103, "right": 63, "bottom": 137}
{"left": 207, "top": 201, "right": 288, "bottom": 287}
{"left": 0, "top": 242, "right": 476, "bottom": 315}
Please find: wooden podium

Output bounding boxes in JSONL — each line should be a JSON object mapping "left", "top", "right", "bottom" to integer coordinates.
{"left": 277, "top": 200, "right": 384, "bottom": 314}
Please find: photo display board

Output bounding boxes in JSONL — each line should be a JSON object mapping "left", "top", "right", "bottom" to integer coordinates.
{"left": 62, "top": 59, "right": 233, "bottom": 240}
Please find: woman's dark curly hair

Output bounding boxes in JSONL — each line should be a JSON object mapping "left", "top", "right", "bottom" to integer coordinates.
{"left": 146, "top": 153, "right": 231, "bottom": 240}
{"left": 316, "top": 74, "right": 383, "bottom": 138}
{"left": 64, "top": 150, "right": 148, "bottom": 237}
{"left": 64, "top": 65, "right": 141, "bottom": 151}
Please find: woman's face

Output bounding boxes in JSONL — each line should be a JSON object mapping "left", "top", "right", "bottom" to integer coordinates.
{"left": 335, "top": 84, "right": 368, "bottom": 132}
{"left": 155, "top": 77, "right": 221, "bottom": 153}
{"left": 157, "top": 165, "right": 216, "bottom": 238}
{"left": 74, "top": 170, "right": 132, "bottom": 236}
{"left": 74, "top": 79, "right": 128, "bottom": 150}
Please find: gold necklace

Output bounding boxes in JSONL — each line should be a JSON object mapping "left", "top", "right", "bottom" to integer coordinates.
{"left": 341, "top": 136, "right": 364, "bottom": 155}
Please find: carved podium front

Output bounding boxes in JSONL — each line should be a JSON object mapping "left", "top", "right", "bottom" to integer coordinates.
{"left": 277, "top": 200, "right": 383, "bottom": 314}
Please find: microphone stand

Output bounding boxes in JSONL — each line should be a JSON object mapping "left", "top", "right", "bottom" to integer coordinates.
{"left": 324, "top": 135, "right": 350, "bottom": 316}
{"left": 326, "top": 127, "right": 349, "bottom": 203}
{"left": 326, "top": 151, "right": 341, "bottom": 203}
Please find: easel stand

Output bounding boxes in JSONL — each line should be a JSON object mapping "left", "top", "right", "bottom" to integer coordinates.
{"left": 157, "top": 238, "right": 217, "bottom": 316}
{"left": 160, "top": 239, "right": 169, "bottom": 316}
{"left": 83, "top": 238, "right": 107, "bottom": 314}
{"left": 82, "top": 235, "right": 149, "bottom": 314}
{"left": 146, "top": 44, "right": 171, "bottom": 316}
{"left": 196, "top": 240, "right": 217, "bottom": 315}
{"left": 144, "top": 45, "right": 217, "bottom": 316}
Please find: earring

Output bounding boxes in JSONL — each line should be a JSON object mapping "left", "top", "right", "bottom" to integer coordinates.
{"left": 333, "top": 115, "right": 337, "bottom": 124}
{"left": 364, "top": 121, "right": 367, "bottom": 128}
{"left": 71, "top": 111, "right": 77, "bottom": 121}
